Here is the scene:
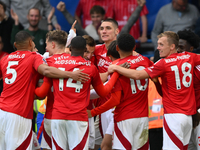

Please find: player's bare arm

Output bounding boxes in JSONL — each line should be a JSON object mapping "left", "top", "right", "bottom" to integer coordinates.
{"left": 37, "top": 64, "right": 90, "bottom": 82}
{"left": 108, "top": 64, "right": 149, "bottom": 80}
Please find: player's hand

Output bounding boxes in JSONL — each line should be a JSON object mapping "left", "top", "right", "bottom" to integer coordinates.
{"left": 87, "top": 110, "right": 92, "bottom": 118}
{"left": 71, "top": 20, "right": 77, "bottom": 34}
{"left": 57, "top": 1, "right": 66, "bottom": 12}
{"left": 138, "top": 36, "right": 148, "bottom": 43}
{"left": 119, "top": 62, "right": 130, "bottom": 69}
{"left": 192, "top": 112, "right": 200, "bottom": 128}
{"left": 108, "top": 64, "right": 117, "bottom": 74}
{"left": 54, "top": 23, "right": 61, "bottom": 30}
{"left": 71, "top": 69, "right": 90, "bottom": 83}
{"left": 10, "top": 9, "right": 19, "bottom": 25}
{"left": 137, "top": 0, "right": 146, "bottom": 7}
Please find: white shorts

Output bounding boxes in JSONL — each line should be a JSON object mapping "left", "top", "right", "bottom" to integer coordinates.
{"left": 112, "top": 117, "right": 149, "bottom": 150}
{"left": 163, "top": 113, "right": 192, "bottom": 150}
{"left": 0, "top": 109, "right": 33, "bottom": 150}
{"left": 51, "top": 119, "right": 89, "bottom": 150}
{"left": 88, "top": 117, "right": 95, "bottom": 149}
{"left": 101, "top": 108, "right": 114, "bottom": 136}
{"left": 32, "top": 131, "right": 40, "bottom": 149}
{"left": 41, "top": 118, "right": 52, "bottom": 149}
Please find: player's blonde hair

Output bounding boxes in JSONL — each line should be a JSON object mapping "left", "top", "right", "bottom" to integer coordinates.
{"left": 46, "top": 30, "right": 68, "bottom": 48}
{"left": 157, "top": 31, "right": 179, "bottom": 49}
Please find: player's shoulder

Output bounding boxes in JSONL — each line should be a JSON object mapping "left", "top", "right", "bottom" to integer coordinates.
{"left": 95, "top": 44, "right": 105, "bottom": 50}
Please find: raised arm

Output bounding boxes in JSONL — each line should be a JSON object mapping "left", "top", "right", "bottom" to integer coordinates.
{"left": 120, "top": 0, "right": 146, "bottom": 34}
{"left": 57, "top": 1, "right": 88, "bottom": 36}
{"left": 41, "top": 0, "right": 61, "bottom": 30}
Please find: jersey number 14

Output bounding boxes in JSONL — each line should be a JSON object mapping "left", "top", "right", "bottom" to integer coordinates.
{"left": 58, "top": 68, "right": 83, "bottom": 93}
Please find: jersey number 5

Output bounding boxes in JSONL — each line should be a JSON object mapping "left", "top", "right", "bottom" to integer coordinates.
{"left": 5, "top": 61, "right": 19, "bottom": 84}
{"left": 58, "top": 68, "right": 83, "bottom": 93}
{"left": 171, "top": 62, "right": 192, "bottom": 90}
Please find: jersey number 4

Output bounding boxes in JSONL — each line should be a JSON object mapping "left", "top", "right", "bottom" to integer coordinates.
{"left": 58, "top": 68, "right": 83, "bottom": 93}
{"left": 171, "top": 62, "right": 192, "bottom": 90}
{"left": 5, "top": 61, "right": 19, "bottom": 84}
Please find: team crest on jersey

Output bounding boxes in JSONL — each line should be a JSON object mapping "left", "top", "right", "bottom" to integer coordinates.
{"left": 101, "top": 53, "right": 107, "bottom": 58}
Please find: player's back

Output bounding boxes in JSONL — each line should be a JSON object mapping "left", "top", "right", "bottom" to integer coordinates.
{"left": 0, "top": 51, "right": 43, "bottom": 119}
{"left": 114, "top": 55, "right": 153, "bottom": 122}
{"left": 147, "top": 52, "right": 200, "bottom": 115}
{"left": 47, "top": 54, "right": 102, "bottom": 121}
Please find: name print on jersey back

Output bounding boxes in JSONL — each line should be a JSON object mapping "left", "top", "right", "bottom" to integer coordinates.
{"left": 46, "top": 54, "right": 102, "bottom": 121}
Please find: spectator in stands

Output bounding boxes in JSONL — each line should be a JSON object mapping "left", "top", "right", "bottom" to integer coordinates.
{"left": 0, "top": 1, "right": 22, "bottom": 53}
{"left": 75, "top": 0, "right": 111, "bottom": 28}
{"left": 85, "top": 5, "right": 105, "bottom": 43}
{"left": 57, "top": 0, "right": 146, "bottom": 38}
{"left": 1, "top": 0, "right": 61, "bottom": 30}
{"left": 0, "top": 36, "right": 8, "bottom": 94}
{"left": 10, "top": 7, "right": 54, "bottom": 54}
{"left": 107, "top": 0, "right": 148, "bottom": 43}
{"left": 151, "top": 0, "right": 199, "bottom": 50}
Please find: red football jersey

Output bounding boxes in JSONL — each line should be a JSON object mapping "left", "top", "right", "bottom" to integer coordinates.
{"left": 106, "top": 0, "right": 148, "bottom": 39}
{"left": 0, "top": 51, "right": 44, "bottom": 119}
{"left": 43, "top": 77, "right": 54, "bottom": 119}
{"left": 145, "top": 52, "right": 200, "bottom": 115}
{"left": 76, "top": 0, "right": 112, "bottom": 28}
{"left": 194, "top": 65, "right": 200, "bottom": 110}
{"left": 93, "top": 44, "right": 112, "bottom": 73}
{"left": 112, "top": 55, "right": 153, "bottom": 122}
{"left": 46, "top": 54, "right": 102, "bottom": 121}
{"left": 0, "top": 51, "right": 8, "bottom": 61}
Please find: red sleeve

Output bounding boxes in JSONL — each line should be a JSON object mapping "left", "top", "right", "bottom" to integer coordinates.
{"left": 93, "top": 72, "right": 119, "bottom": 97}
{"left": 33, "top": 53, "right": 45, "bottom": 71}
{"left": 140, "top": 5, "right": 149, "bottom": 16}
{"left": 144, "top": 59, "right": 165, "bottom": 79}
{"left": 35, "top": 77, "right": 51, "bottom": 98}
{"left": 91, "top": 91, "right": 121, "bottom": 116}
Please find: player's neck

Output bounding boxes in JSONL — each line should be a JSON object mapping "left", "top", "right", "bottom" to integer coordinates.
{"left": 166, "top": 50, "right": 178, "bottom": 57}
{"left": 119, "top": 51, "right": 132, "bottom": 59}
{"left": 54, "top": 49, "right": 65, "bottom": 54}
{"left": 105, "top": 40, "right": 114, "bottom": 50}
{"left": 71, "top": 52, "right": 83, "bottom": 57}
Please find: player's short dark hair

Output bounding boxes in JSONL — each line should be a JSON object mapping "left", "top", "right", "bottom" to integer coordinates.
{"left": 0, "top": 1, "right": 6, "bottom": 12}
{"left": 102, "top": 18, "right": 118, "bottom": 28}
{"left": 117, "top": 33, "right": 135, "bottom": 52}
{"left": 15, "top": 31, "right": 33, "bottom": 45}
{"left": 71, "top": 36, "right": 86, "bottom": 50}
{"left": 46, "top": 30, "right": 68, "bottom": 48}
{"left": 107, "top": 40, "right": 120, "bottom": 59}
{"left": 82, "top": 35, "right": 96, "bottom": 47}
{"left": 177, "top": 29, "right": 200, "bottom": 49}
{"left": 90, "top": 5, "right": 105, "bottom": 15}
